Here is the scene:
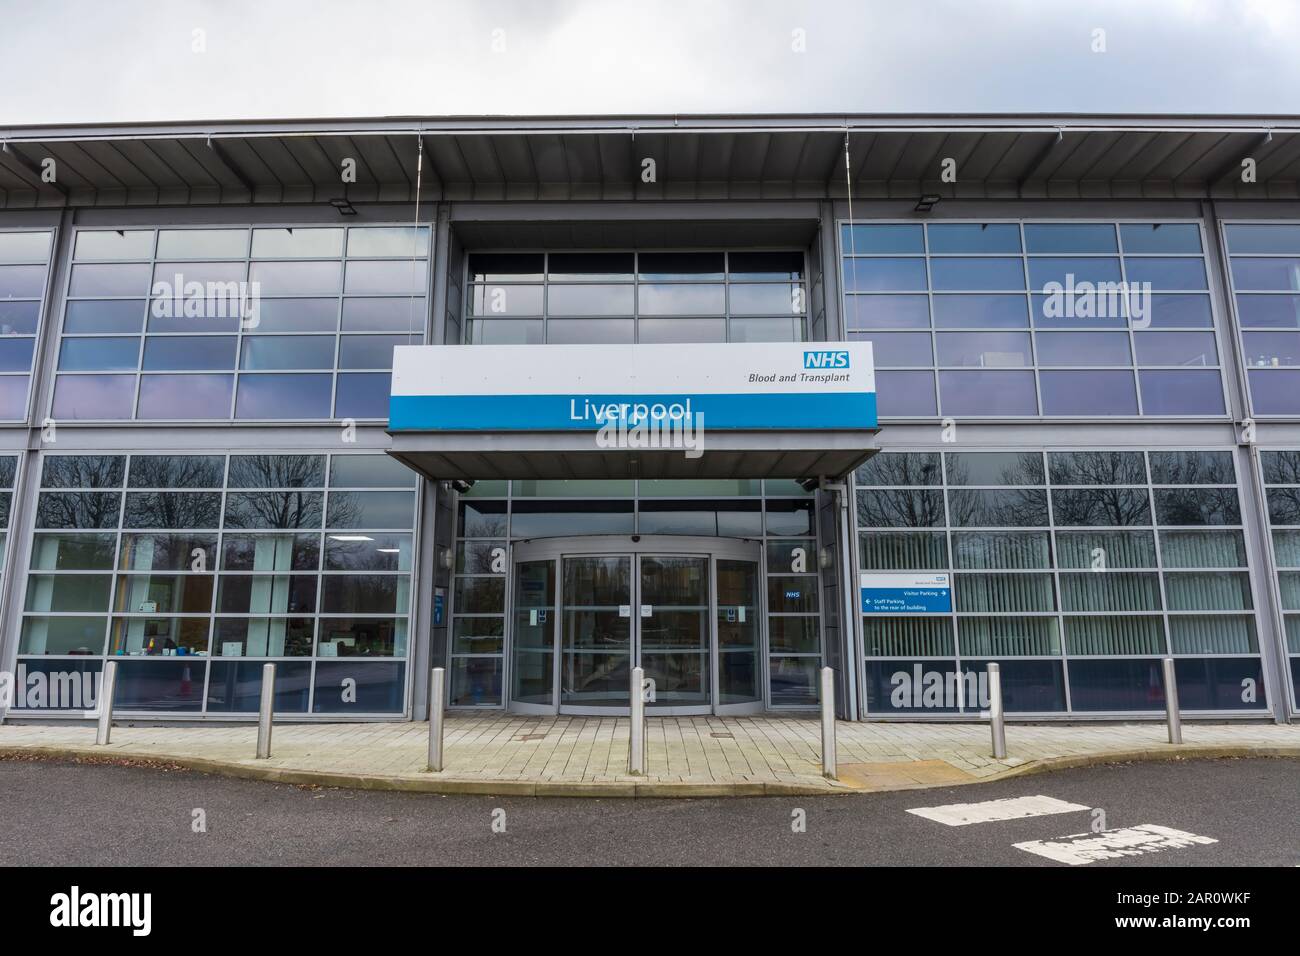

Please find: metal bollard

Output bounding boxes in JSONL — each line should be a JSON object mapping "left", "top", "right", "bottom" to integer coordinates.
{"left": 1162, "top": 657, "right": 1182, "bottom": 745}
{"left": 988, "top": 662, "right": 1007, "bottom": 760}
{"left": 427, "top": 667, "right": 446, "bottom": 772}
{"left": 628, "top": 666, "right": 646, "bottom": 775}
{"left": 94, "top": 660, "right": 118, "bottom": 746}
{"left": 820, "top": 666, "right": 837, "bottom": 779}
{"left": 255, "top": 662, "right": 276, "bottom": 759}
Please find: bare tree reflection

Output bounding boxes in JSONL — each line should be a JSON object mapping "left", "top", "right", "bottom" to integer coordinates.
{"left": 41, "top": 455, "right": 125, "bottom": 489}
{"left": 856, "top": 489, "right": 945, "bottom": 527}
{"left": 36, "top": 491, "right": 121, "bottom": 529}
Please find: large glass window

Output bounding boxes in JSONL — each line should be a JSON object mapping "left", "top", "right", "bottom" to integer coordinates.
{"left": 465, "top": 250, "right": 806, "bottom": 345}
{"left": 0, "top": 230, "right": 54, "bottom": 420}
{"left": 1261, "top": 451, "right": 1300, "bottom": 708}
{"left": 843, "top": 221, "right": 1226, "bottom": 418}
{"left": 0, "top": 454, "right": 17, "bottom": 597}
{"left": 1224, "top": 222, "right": 1300, "bottom": 416}
{"left": 449, "top": 479, "right": 820, "bottom": 708}
{"left": 857, "top": 449, "right": 1263, "bottom": 715}
{"left": 53, "top": 226, "right": 429, "bottom": 422}
{"left": 16, "top": 453, "right": 417, "bottom": 715}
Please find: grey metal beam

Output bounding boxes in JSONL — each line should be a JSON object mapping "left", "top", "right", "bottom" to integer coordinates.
{"left": 0, "top": 142, "right": 68, "bottom": 198}
{"left": 6, "top": 113, "right": 1300, "bottom": 143}
{"left": 1204, "top": 130, "right": 1279, "bottom": 192}
{"left": 1016, "top": 129, "right": 1064, "bottom": 194}
{"left": 204, "top": 136, "right": 257, "bottom": 194}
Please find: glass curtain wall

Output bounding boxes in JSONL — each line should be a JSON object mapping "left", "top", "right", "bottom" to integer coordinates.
{"left": 449, "top": 479, "right": 821, "bottom": 708}
{"left": 841, "top": 221, "right": 1225, "bottom": 418}
{"left": 857, "top": 450, "right": 1265, "bottom": 714}
{"left": 465, "top": 250, "right": 807, "bottom": 344}
{"left": 0, "top": 229, "right": 54, "bottom": 420}
{"left": 0, "top": 454, "right": 17, "bottom": 582}
{"left": 1261, "top": 451, "right": 1300, "bottom": 707}
{"left": 53, "top": 225, "right": 429, "bottom": 421}
{"left": 1223, "top": 222, "right": 1300, "bottom": 415}
{"left": 16, "top": 452, "right": 417, "bottom": 715}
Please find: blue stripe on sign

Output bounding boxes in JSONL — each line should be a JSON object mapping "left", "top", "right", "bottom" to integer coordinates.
{"left": 390, "top": 392, "right": 877, "bottom": 431}
{"left": 860, "top": 588, "right": 952, "bottom": 614}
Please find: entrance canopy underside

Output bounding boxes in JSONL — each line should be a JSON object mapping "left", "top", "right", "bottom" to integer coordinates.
{"left": 387, "top": 430, "right": 877, "bottom": 481}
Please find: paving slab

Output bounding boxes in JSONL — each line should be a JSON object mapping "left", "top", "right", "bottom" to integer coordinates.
{"left": 0, "top": 715, "right": 1296, "bottom": 797}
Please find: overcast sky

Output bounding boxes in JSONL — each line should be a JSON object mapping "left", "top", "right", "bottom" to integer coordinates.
{"left": 2, "top": 0, "right": 1298, "bottom": 127}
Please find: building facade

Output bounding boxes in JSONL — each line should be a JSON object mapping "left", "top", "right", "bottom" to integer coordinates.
{"left": 0, "top": 114, "right": 1297, "bottom": 723}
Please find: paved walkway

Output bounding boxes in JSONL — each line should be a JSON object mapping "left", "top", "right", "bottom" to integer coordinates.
{"left": 1, "top": 716, "right": 1297, "bottom": 796}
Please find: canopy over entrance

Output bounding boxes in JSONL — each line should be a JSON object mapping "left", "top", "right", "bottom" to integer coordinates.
{"left": 386, "top": 342, "right": 879, "bottom": 481}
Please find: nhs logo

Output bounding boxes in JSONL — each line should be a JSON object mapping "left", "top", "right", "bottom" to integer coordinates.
{"left": 803, "top": 350, "right": 850, "bottom": 369}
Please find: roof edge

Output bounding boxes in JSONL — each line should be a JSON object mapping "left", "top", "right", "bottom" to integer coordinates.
{"left": 4, "top": 111, "right": 1300, "bottom": 143}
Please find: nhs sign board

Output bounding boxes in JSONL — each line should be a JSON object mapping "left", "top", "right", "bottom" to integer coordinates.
{"left": 390, "top": 341, "right": 876, "bottom": 432}
{"left": 803, "top": 350, "right": 850, "bottom": 369}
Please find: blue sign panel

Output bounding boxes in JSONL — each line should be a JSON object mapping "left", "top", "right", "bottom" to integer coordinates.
{"left": 860, "top": 572, "right": 952, "bottom": 614}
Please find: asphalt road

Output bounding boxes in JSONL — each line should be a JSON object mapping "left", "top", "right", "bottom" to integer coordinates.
{"left": 0, "top": 755, "right": 1295, "bottom": 867}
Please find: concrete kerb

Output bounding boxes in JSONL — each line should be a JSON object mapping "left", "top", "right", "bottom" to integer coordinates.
{"left": 1, "top": 742, "right": 1296, "bottom": 798}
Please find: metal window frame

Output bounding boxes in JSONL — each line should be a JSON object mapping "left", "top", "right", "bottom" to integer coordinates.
{"left": 1218, "top": 218, "right": 1300, "bottom": 420}
{"left": 853, "top": 446, "right": 1273, "bottom": 719}
{"left": 0, "top": 226, "right": 59, "bottom": 424}
{"left": 836, "top": 216, "right": 1234, "bottom": 422}
{"left": 51, "top": 223, "right": 433, "bottom": 425}
{"left": 458, "top": 247, "right": 811, "bottom": 346}
{"left": 10, "top": 449, "right": 421, "bottom": 720}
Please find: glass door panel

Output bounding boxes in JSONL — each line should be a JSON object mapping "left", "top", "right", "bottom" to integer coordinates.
{"left": 510, "top": 559, "right": 555, "bottom": 706}
{"left": 717, "top": 558, "right": 761, "bottom": 704}
{"left": 638, "top": 555, "right": 710, "bottom": 707}
{"left": 561, "top": 555, "right": 631, "bottom": 708}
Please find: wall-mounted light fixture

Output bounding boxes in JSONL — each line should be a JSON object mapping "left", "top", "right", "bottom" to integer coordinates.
{"left": 914, "top": 194, "right": 942, "bottom": 212}
{"left": 329, "top": 197, "right": 357, "bottom": 216}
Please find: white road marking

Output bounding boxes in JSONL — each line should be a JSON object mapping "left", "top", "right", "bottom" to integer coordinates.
{"left": 907, "top": 794, "right": 1090, "bottom": 827}
{"left": 1014, "top": 824, "right": 1218, "bottom": 865}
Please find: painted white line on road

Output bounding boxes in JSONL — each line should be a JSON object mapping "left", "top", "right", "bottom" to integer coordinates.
{"left": 1014, "top": 824, "right": 1218, "bottom": 865}
{"left": 907, "top": 795, "right": 1090, "bottom": 827}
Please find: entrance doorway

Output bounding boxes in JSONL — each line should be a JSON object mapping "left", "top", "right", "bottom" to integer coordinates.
{"left": 508, "top": 535, "right": 764, "bottom": 715}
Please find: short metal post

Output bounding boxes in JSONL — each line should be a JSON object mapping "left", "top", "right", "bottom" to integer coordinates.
{"left": 427, "top": 667, "right": 446, "bottom": 772}
{"left": 988, "top": 662, "right": 1007, "bottom": 760}
{"left": 255, "top": 662, "right": 275, "bottom": 759}
{"left": 628, "top": 666, "right": 646, "bottom": 775}
{"left": 94, "top": 660, "right": 118, "bottom": 746}
{"left": 1162, "top": 657, "right": 1182, "bottom": 745}
{"left": 820, "top": 666, "right": 837, "bottom": 779}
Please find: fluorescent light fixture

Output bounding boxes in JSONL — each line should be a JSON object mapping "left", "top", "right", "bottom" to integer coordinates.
{"left": 376, "top": 548, "right": 401, "bottom": 554}
{"left": 329, "top": 534, "right": 374, "bottom": 542}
